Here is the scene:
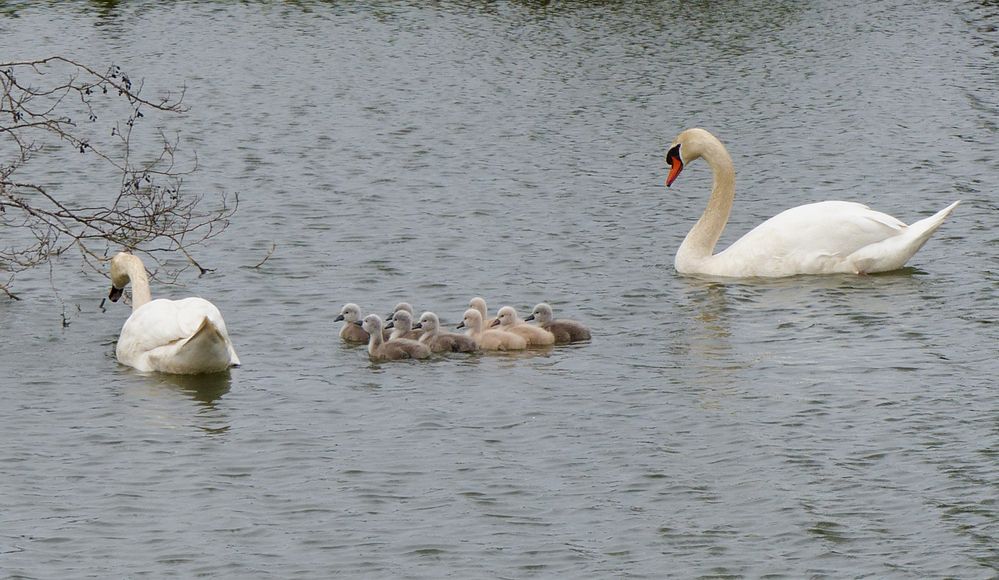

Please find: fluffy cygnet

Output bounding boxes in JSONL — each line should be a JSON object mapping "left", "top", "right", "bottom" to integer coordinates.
{"left": 360, "top": 314, "right": 431, "bottom": 361}
{"left": 457, "top": 308, "right": 526, "bottom": 351}
{"left": 387, "top": 302, "right": 414, "bottom": 320}
{"left": 334, "top": 303, "right": 370, "bottom": 343}
{"left": 378, "top": 303, "right": 412, "bottom": 339}
{"left": 491, "top": 306, "right": 555, "bottom": 346}
{"left": 525, "top": 303, "right": 591, "bottom": 344}
{"left": 385, "top": 310, "right": 424, "bottom": 341}
{"left": 469, "top": 296, "right": 497, "bottom": 328}
{"left": 415, "top": 311, "right": 477, "bottom": 353}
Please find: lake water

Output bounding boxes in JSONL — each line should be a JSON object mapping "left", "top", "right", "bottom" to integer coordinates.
{"left": 1, "top": 0, "right": 997, "bottom": 577}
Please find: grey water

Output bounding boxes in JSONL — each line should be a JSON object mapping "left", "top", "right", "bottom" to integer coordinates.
{"left": 1, "top": 0, "right": 997, "bottom": 577}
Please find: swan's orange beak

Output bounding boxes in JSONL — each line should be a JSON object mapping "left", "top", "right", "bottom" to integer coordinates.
{"left": 666, "top": 155, "right": 683, "bottom": 188}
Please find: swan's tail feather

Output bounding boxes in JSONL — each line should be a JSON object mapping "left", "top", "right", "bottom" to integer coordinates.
{"left": 907, "top": 200, "right": 961, "bottom": 246}
{"left": 150, "top": 317, "right": 234, "bottom": 374}
{"left": 849, "top": 200, "right": 960, "bottom": 273}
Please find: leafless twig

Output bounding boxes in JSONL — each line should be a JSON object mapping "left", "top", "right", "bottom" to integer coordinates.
{"left": 1, "top": 56, "right": 236, "bottom": 299}
{"left": 253, "top": 242, "right": 277, "bottom": 269}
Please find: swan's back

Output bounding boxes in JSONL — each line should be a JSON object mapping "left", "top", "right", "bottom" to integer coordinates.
{"left": 117, "top": 297, "right": 239, "bottom": 373}
{"left": 711, "top": 201, "right": 948, "bottom": 276}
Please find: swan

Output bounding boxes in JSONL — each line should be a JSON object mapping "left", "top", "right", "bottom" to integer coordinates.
{"left": 664, "top": 128, "right": 960, "bottom": 277}
{"left": 525, "top": 303, "right": 591, "bottom": 344}
{"left": 108, "top": 252, "right": 240, "bottom": 374}
{"left": 415, "top": 312, "right": 477, "bottom": 353}
{"left": 385, "top": 310, "right": 424, "bottom": 341}
{"left": 360, "top": 314, "right": 431, "bottom": 361}
{"left": 457, "top": 308, "right": 526, "bottom": 351}
{"left": 334, "top": 303, "right": 370, "bottom": 343}
{"left": 469, "top": 297, "right": 497, "bottom": 328}
{"left": 491, "top": 306, "right": 555, "bottom": 346}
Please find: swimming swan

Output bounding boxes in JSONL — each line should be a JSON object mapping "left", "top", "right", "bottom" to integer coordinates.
{"left": 108, "top": 252, "right": 240, "bottom": 374}
{"left": 334, "top": 303, "right": 370, "bottom": 343}
{"left": 491, "top": 306, "right": 555, "bottom": 346}
{"left": 360, "top": 314, "right": 431, "bottom": 361}
{"left": 457, "top": 308, "right": 526, "bottom": 351}
{"left": 415, "top": 312, "right": 477, "bottom": 353}
{"left": 525, "top": 303, "right": 591, "bottom": 344}
{"left": 665, "top": 128, "right": 960, "bottom": 277}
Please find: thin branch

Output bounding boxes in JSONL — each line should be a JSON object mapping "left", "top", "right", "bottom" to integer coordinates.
{"left": 253, "top": 242, "right": 277, "bottom": 268}
{"left": 0, "top": 56, "right": 234, "bottom": 299}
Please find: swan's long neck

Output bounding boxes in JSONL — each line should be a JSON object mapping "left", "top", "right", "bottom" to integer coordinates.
{"left": 126, "top": 262, "right": 152, "bottom": 310}
{"left": 676, "top": 140, "right": 735, "bottom": 268}
{"left": 368, "top": 325, "right": 384, "bottom": 354}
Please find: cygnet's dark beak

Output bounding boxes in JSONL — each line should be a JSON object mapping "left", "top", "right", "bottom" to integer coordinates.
{"left": 385, "top": 313, "right": 395, "bottom": 321}
{"left": 385, "top": 320, "right": 395, "bottom": 329}
{"left": 334, "top": 314, "right": 345, "bottom": 322}
{"left": 353, "top": 320, "right": 363, "bottom": 327}
{"left": 456, "top": 321, "right": 465, "bottom": 329}
{"left": 490, "top": 319, "right": 501, "bottom": 328}
{"left": 108, "top": 286, "right": 124, "bottom": 302}
{"left": 524, "top": 314, "right": 536, "bottom": 322}
{"left": 413, "top": 322, "right": 423, "bottom": 329}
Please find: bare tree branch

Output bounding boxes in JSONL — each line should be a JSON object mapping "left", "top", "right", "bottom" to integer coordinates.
{"left": 1, "top": 56, "right": 235, "bottom": 298}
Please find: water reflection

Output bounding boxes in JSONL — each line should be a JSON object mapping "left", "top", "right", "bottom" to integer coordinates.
{"left": 154, "top": 371, "right": 232, "bottom": 407}
{"left": 117, "top": 370, "right": 233, "bottom": 435}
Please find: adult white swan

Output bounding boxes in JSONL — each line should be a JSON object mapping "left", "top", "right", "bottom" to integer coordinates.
{"left": 108, "top": 252, "right": 240, "bottom": 374}
{"left": 664, "top": 128, "right": 960, "bottom": 277}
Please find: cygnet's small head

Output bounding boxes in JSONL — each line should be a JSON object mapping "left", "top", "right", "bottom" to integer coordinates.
{"left": 387, "top": 302, "right": 414, "bottom": 320}
{"left": 469, "top": 297, "right": 487, "bottom": 316}
{"left": 334, "top": 303, "right": 362, "bottom": 323}
{"left": 458, "top": 308, "right": 481, "bottom": 331}
{"left": 665, "top": 128, "right": 718, "bottom": 188}
{"left": 390, "top": 310, "right": 413, "bottom": 331}
{"left": 526, "top": 303, "right": 554, "bottom": 324}
{"left": 108, "top": 252, "right": 141, "bottom": 302}
{"left": 492, "top": 306, "right": 519, "bottom": 328}
{"left": 416, "top": 311, "right": 439, "bottom": 333}
{"left": 361, "top": 314, "right": 383, "bottom": 335}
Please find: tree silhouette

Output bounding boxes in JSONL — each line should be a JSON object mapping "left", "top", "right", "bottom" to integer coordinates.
{"left": 1, "top": 56, "right": 236, "bottom": 300}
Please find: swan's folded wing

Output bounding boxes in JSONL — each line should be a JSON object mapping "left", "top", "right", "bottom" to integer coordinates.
{"left": 728, "top": 201, "right": 906, "bottom": 265}
{"left": 118, "top": 297, "right": 230, "bottom": 357}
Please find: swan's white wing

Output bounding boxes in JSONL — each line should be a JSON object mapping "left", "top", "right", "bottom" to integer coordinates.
{"left": 116, "top": 297, "right": 235, "bottom": 371}
{"left": 717, "top": 201, "right": 909, "bottom": 276}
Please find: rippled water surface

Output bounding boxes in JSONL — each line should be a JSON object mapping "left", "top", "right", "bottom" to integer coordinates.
{"left": 2, "top": 1, "right": 998, "bottom": 577}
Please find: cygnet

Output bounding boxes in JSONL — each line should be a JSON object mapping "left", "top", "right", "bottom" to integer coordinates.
{"left": 385, "top": 310, "right": 424, "bottom": 341}
{"left": 457, "top": 308, "right": 526, "bottom": 351}
{"left": 491, "top": 306, "right": 555, "bottom": 346}
{"left": 415, "top": 311, "right": 477, "bottom": 353}
{"left": 525, "top": 303, "right": 591, "bottom": 344}
{"left": 334, "top": 303, "right": 370, "bottom": 343}
{"left": 360, "top": 314, "right": 431, "bottom": 361}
